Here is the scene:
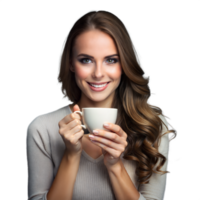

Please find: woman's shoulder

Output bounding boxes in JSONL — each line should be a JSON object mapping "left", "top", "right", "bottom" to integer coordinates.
{"left": 158, "top": 114, "right": 169, "bottom": 126}
{"left": 27, "top": 104, "right": 72, "bottom": 137}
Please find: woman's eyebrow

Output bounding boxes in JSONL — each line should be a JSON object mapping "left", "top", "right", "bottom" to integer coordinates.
{"left": 77, "top": 54, "right": 119, "bottom": 58}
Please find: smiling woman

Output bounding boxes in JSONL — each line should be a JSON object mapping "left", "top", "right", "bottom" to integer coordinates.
{"left": 27, "top": 10, "right": 176, "bottom": 200}
{"left": 54, "top": 10, "right": 179, "bottom": 199}
{"left": 69, "top": 29, "right": 122, "bottom": 107}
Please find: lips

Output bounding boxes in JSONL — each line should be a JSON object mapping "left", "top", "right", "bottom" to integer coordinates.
{"left": 87, "top": 81, "right": 110, "bottom": 85}
{"left": 87, "top": 81, "right": 110, "bottom": 92}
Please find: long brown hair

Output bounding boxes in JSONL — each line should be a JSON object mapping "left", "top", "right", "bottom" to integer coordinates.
{"left": 58, "top": 10, "right": 176, "bottom": 184}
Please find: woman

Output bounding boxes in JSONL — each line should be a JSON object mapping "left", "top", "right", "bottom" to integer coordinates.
{"left": 27, "top": 11, "right": 176, "bottom": 200}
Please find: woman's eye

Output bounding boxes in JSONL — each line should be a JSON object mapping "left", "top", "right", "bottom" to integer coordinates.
{"left": 80, "top": 58, "right": 92, "bottom": 64}
{"left": 79, "top": 58, "right": 118, "bottom": 64}
{"left": 106, "top": 58, "right": 118, "bottom": 64}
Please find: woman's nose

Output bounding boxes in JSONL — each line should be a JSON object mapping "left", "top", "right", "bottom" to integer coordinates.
{"left": 92, "top": 61, "right": 104, "bottom": 79}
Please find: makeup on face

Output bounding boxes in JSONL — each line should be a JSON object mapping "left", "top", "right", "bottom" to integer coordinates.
{"left": 71, "top": 29, "right": 122, "bottom": 105}
{"left": 87, "top": 81, "right": 110, "bottom": 92}
{"left": 77, "top": 54, "right": 119, "bottom": 65}
{"left": 74, "top": 54, "right": 120, "bottom": 92}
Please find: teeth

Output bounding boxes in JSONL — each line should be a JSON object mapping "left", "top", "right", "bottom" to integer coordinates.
{"left": 90, "top": 83, "right": 108, "bottom": 88}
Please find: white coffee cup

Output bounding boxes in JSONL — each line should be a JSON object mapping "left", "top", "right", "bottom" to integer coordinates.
{"left": 74, "top": 108, "right": 118, "bottom": 133}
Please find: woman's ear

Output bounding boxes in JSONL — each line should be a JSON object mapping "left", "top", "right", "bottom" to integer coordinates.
{"left": 70, "top": 65, "right": 75, "bottom": 72}
{"left": 69, "top": 59, "right": 75, "bottom": 72}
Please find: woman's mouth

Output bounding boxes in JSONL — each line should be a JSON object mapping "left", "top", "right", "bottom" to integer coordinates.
{"left": 87, "top": 82, "right": 110, "bottom": 92}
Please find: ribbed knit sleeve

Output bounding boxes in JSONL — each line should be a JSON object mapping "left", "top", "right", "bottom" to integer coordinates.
{"left": 27, "top": 116, "right": 53, "bottom": 200}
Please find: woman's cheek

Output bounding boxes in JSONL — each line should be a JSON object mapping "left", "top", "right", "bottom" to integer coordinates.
{"left": 107, "top": 65, "right": 122, "bottom": 78}
{"left": 75, "top": 66, "right": 91, "bottom": 79}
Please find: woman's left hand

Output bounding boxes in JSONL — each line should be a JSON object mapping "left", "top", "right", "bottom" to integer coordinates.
{"left": 89, "top": 123, "right": 128, "bottom": 169}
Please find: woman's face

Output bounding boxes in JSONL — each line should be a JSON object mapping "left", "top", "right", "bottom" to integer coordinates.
{"left": 71, "top": 29, "right": 122, "bottom": 106}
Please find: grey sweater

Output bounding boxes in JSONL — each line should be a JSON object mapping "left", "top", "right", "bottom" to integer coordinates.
{"left": 27, "top": 105, "right": 169, "bottom": 200}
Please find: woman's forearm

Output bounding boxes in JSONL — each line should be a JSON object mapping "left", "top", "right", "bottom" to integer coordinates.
{"left": 47, "top": 150, "right": 81, "bottom": 200}
{"left": 107, "top": 159, "right": 140, "bottom": 200}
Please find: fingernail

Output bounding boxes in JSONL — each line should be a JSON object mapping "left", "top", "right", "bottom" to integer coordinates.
{"left": 103, "top": 123, "right": 109, "bottom": 127}
{"left": 93, "top": 130, "right": 98, "bottom": 134}
{"left": 89, "top": 134, "right": 95, "bottom": 138}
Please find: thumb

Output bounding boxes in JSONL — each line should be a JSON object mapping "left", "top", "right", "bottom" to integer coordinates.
{"left": 73, "top": 104, "right": 80, "bottom": 112}
{"left": 73, "top": 104, "right": 82, "bottom": 121}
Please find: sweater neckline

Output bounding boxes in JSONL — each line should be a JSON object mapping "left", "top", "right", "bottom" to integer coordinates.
{"left": 82, "top": 149, "right": 104, "bottom": 163}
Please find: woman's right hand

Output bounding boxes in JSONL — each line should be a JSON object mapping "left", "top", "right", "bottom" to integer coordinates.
{"left": 58, "top": 104, "right": 84, "bottom": 156}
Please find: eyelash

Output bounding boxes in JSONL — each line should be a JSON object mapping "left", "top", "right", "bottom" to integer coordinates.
{"left": 79, "top": 58, "right": 118, "bottom": 64}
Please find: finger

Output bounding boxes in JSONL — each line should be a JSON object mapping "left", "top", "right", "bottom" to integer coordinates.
{"left": 93, "top": 130, "right": 121, "bottom": 144}
{"left": 73, "top": 113, "right": 82, "bottom": 121}
{"left": 91, "top": 140, "right": 121, "bottom": 158}
{"left": 89, "top": 135, "right": 125, "bottom": 152}
{"left": 58, "top": 113, "right": 80, "bottom": 127}
{"left": 103, "top": 123, "right": 124, "bottom": 137}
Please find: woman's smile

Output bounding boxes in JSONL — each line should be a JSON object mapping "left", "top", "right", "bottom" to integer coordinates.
{"left": 87, "top": 81, "right": 111, "bottom": 92}
{"left": 71, "top": 29, "right": 122, "bottom": 106}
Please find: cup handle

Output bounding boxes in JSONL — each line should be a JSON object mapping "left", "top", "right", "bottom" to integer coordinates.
{"left": 73, "top": 111, "right": 86, "bottom": 129}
